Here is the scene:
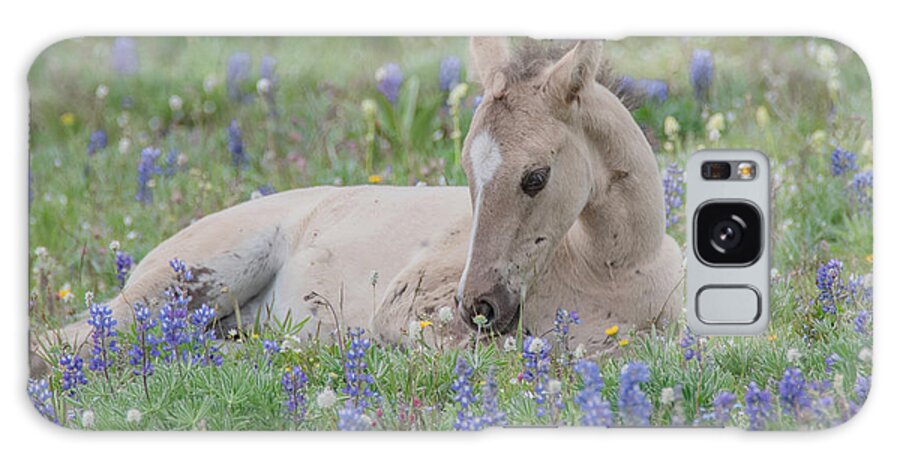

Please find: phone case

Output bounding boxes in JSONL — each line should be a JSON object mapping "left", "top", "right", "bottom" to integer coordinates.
{"left": 27, "top": 36, "right": 872, "bottom": 431}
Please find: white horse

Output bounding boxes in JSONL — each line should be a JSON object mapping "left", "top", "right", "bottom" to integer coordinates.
{"left": 32, "top": 38, "right": 682, "bottom": 373}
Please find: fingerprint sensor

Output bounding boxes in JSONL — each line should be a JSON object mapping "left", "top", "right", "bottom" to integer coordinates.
{"left": 696, "top": 285, "right": 761, "bottom": 324}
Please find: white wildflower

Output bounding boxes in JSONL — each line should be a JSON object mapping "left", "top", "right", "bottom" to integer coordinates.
{"left": 503, "top": 336, "right": 517, "bottom": 353}
{"left": 95, "top": 84, "right": 109, "bottom": 99}
{"left": 81, "top": 410, "right": 95, "bottom": 428}
{"left": 118, "top": 137, "right": 131, "bottom": 155}
{"left": 786, "top": 348, "right": 801, "bottom": 363}
{"left": 437, "top": 306, "right": 454, "bottom": 324}
{"left": 858, "top": 347, "right": 872, "bottom": 363}
{"left": 109, "top": 240, "right": 121, "bottom": 252}
{"left": 573, "top": 343, "right": 586, "bottom": 359}
{"left": 547, "top": 379, "right": 562, "bottom": 395}
{"left": 256, "top": 78, "right": 271, "bottom": 95}
{"left": 527, "top": 338, "right": 546, "bottom": 354}
{"left": 316, "top": 388, "right": 337, "bottom": 408}
{"left": 661, "top": 387, "right": 675, "bottom": 405}
{"left": 168, "top": 95, "right": 183, "bottom": 112}
{"left": 34, "top": 246, "right": 48, "bottom": 258}
{"left": 126, "top": 408, "right": 142, "bottom": 424}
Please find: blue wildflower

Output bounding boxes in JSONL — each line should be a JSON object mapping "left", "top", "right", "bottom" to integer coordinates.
{"left": 87, "top": 130, "right": 107, "bottom": 155}
{"left": 259, "top": 55, "right": 278, "bottom": 114}
{"left": 87, "top": 303, "right": 119, "bottom": 380}
{"left": 111, "top": 37, "right": 139, "bottom": 75}
{"left": 135, "top": 146, "right": 161, "bottom": 204}
{"left": 663, "top": 162, "right": 685, "bottom": 228}
{"left": 189, "top": 304, "right": 222, "bottom": 366}
{"left": 481, "top": 368, "right": 506, "bottom": 427}
{"left": 712, "top": 391, "right": 736, "bottom": 426}
{"left": 679, "top": 327, "right": 701, "bottom": 362}
{"left": 816, "top": 259, "right": 845, "bottom": 315}
{"left": 439, "top": 56, "right": 462, "bottom": 92}
{"left": 164, "top": 148, "right": 179, "bottom": 177}
{"left": 778, "top": 367, "right": 812, "bottom": 419}
{"left": 115, "top": 250, "right": 133, "bottom": 288}
{"left": 263, "top": 339, "right": 281, "bottom": 357}
{"left": 553, "top": 307, "right": 581, "bottom": 356}
{"left": 854, "top": 310, "right": 870, "bottom": 334}
{"left": 618, "top": 361, "right": 652, "bottom": 426}
{"left": 282, "top": 366, "right": 309, "bottom": 424}
{"left": 689, "top": 49, "right": 714, "bottom": 102}
{"left": 473, "top": 95, "right": 483, "bottom": 110}
{"left": 59, "top": 353, "right": 88, "bottom": 397}
{"left": 831, "top": 147, "right": 858, "bottom": 177}
{"left": 338, "top": 400, "right": 371, "bottom": 431}
{"left": 451, "top": 357, "right": 481, "bottom": 431}
{"left": 227, "top": 119, "right": 246, "bottom": 167}
{"left": 522, "top": 336, "right": 553, "bottom": 417}
{"left": 128, "top": 302, "right": 159, "bottom": 379}
{"left": 575, "top": 360, "right": 613, "bottom": 427}
{"left": 376, "top": 63, "right": 404, "bottom": 103}
{"left": 27, "top": 378, "right": 57, "bottom": 424}
{"left": 851, "top": 170, "right": 873, "bottom": 213}
{"left": 618, "top": 76, "right": 668, "bottom": 103}
{"left": 159, "top": 259, "right": 192, "bottom": 362}
{"left": 744, "top": 382, "right": 772, "bottom": 431}
{"left": 851, "top": 375, "right": 870, "bottom": 415}
{"left": 226, "top": 52, "right": 252, "bottom": 102}
{"left": 342, "top": 328, "right": 375, "bottom": 408}
{"left": 255, "top": 183, "right": 276, "bottom": 197}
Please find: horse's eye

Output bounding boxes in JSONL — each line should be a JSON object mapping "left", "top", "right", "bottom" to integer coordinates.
{"left": 521, "top": 167, "right": 551, "bottom": 197}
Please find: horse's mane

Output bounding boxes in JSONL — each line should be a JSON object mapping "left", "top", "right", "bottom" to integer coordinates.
{"left": 501, "top": 38, "right": 642, "bottom": 112}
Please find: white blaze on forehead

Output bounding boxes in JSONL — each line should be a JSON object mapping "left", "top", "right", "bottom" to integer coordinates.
{"left": 457, "top": 131, "right": 502, "bottom": 304}
{"left": 469, "top": 131, "right": 502, "bottom": 191}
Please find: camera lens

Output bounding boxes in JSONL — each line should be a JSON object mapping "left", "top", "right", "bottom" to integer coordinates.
{"left": 710, "top": 218, "right": 743, "bottom": 251}
{"left": 695, "top": 202, "right": 762, "bottom": 266}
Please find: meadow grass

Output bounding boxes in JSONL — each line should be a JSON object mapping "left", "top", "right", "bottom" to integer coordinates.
{"left": 28, "top": 37, "right": 872, "bottom": 430}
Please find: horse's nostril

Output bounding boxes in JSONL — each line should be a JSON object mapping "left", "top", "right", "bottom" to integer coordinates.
{"left": 473, "top": 299, "right": 497, "bottom": 325}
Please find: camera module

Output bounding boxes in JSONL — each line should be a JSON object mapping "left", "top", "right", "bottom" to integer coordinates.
{"left": 694, "top": 201, "right": 762, "bottom": 266}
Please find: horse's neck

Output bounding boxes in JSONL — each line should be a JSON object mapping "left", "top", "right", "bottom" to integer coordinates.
{"left": 558, "top": 87, "right": 666, "bottom": 283}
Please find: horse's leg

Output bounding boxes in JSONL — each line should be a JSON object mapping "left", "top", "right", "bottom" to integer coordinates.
{"left": 373, "top": 219, "right": 472, "bottom": 347}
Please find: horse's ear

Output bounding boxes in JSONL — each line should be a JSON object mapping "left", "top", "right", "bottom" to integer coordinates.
{"left": 469, "top": 37, "right": 510, "bottom": 99}
{"left": 542, "top": 40, "right": 602, "bottom": 105}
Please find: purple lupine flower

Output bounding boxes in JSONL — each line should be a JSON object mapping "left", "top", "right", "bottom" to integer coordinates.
{"left": 226, "top": 52, "right": 252, "bottom": 102}
{"left": 618, "top": 361, "right": 652, "bottom": 426}
{"left": 27, "top": 378, "right": 58, "bottom": 424}
{"left": 679, "top": 327, "right": 701, "bottom": 362}
{"left": 227, "top": 119, "right": 246, "bottom": 167}
{"left": 553, "top": 307, "right": 581, "bottom": 356}
{"left": 744, "top": 381, "right": 772, "bottom": 431}
{"left": 662, "top": 162, "right": 685, "bottom": 228}
{"left": 439, "top": 56, "right": 462, "bottom": 92}
{"left": 135, "top": 146, "right": 161, "bottom": 204}
{"left": 189, "top": 304, "right": 222, "bottom": 367}
{"left": 619, "top": 76, "right": 668, "bottom": 103}
{"left": 338, "top": 400, "right": 371, "bottom": 431}
{"left": 778, "top": 367, "right": 812, "bottom": 419}
{"left": 689, "top": 49, "right": 714, "bottom": 102}
{"left": 816, "top": 259, "right": 845, "bottom": 315}
{"left": 59, "top": 353, "right": 88, "bottom": 397}
{"left": 164, "top": 148, "right": 179, "bottom": 177}
{"left": 160, "top": 259, "right": 192, "bottom": 362}
{"left": 111, "top": 37, "right": 139, "bottom": 75}
{"left": 263, "top": 339, "right": 281, "bottom": 357}
{"left": 851, "top": 170, "right": 873, "bottom": 213}
{"left": 342, "top": 328, "right": 375, "bottom": 408}
{"left": 847, "top": 274, "right": 873, "bottom": 309}
{"left": 481, "top": 368, "right": 506, "bottom": 427}
{"left": 854, "top": 310, "right": 871, "bottom": 334}
{"left": 87, "top": 303, "right": 119, "bottom": 381}
{"left": 574, "top": 360, "right": 613, "bottom": 427}
{"left": 282, "top": 366, "right": 309, "bottom": 424}
{"left": 87, "top": 130, "right": 107, "bottom": 155}
{"left": 451, "top": 357, "right": 481, "bottom": 431}
{"left": 831, "top": 147, "right": 858, "bottom": 177}
{"left": 255, "top": 183, "right": 276, "bottom": 197}
{"left": 115, "top": 250, "right": 133, "bottom": 288}
{"left": 712, "top": 391, "right": 737, "bottom": 426}
{"left": 128, "top": 302, "right": 159, "bottom": 378}
{"left": 850, "top": 375, "right": 870, "bottom": 415}
{"left": 522, "top": 336, "right": 553, "bottom": 417}
{"left": 375, "top": 63, "right": 404, "bottom": 103}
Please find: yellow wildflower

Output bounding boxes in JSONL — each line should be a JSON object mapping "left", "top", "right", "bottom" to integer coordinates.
{"left": 418, "top": 320, "right": 433, "bottom": 330}
{"left": 706, "top": 112, "right": 725, "bottom": 132}
{"left": 866, "top": 255, "right": 873, "bottom": 264}
{"left": 618, "top": 338, "right": 629, "bottom": 347}
{"left": 368, "top": 174, "right": 382, "bottom": 184}
{"left": 250, "top": 333, "right": 260, "bottom": 340}
{"left": 59, "top": 112, "right": 75, "bottom": 126}
{"left": 361, "top": 99, "right": 377, "bottom": 119}
{"left": 604, "top": 325, "right": 619, "bottom": 337}
{"left": 663, "top": 116, "right": 681, "bottom": 139}
{"left": 57, "top": 287, "right": 72, "bottom": 300}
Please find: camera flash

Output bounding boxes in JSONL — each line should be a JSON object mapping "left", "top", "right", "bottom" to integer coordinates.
{"left": 737, "top": 162, "right": 756, "bottom": 180}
